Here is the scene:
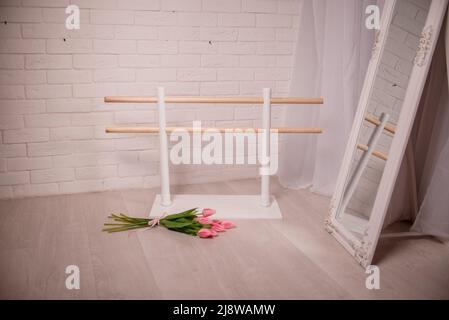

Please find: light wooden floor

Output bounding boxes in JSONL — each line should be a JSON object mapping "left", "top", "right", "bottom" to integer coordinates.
{"left": 0, "top": 178, "right": 448, "bottom": 300}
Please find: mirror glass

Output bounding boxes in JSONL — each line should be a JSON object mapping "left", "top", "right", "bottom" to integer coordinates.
{"left": 336, "top": 0, "right": 431, "bottom": 239}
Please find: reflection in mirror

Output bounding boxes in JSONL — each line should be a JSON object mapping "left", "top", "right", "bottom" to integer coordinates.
{"left": 336, "top": 0, "right": 431, "bottom": 239}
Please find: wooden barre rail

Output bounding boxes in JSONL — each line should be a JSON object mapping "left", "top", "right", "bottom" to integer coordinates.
{"left": 106, "top": 127, "right": 323, "bottom": 134}
{"left": 365, "top": 114, "right": 396, "bottom": 134}
{"left": 104, "top": 96, "right": 324, "bottom": 105}
{"left": 357, "top": 143, "right": 388, "bottom": 161}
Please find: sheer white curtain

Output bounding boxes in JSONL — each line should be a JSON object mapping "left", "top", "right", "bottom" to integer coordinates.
{"left": 279, "top": 0, "right": 381, "bottom": 195}
{"left": 409, "top": 19, "right": 449, "bottom": 239}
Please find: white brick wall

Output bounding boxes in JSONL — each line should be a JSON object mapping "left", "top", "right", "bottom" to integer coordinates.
{"left": 0, "top": 0, "right": 300, "bottom": 199}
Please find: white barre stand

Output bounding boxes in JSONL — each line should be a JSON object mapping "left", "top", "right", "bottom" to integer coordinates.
{"left": 150, "top": 87, "right": 281, "bottom": 219}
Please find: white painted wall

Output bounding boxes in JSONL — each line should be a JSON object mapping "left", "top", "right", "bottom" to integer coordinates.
{"left": 0, "top": 0, "right": 301, "bottom": 199}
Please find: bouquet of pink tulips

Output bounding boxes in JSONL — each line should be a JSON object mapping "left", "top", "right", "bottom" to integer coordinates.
{"left": 102, "top": 207, "right": 235, "bottom": 239}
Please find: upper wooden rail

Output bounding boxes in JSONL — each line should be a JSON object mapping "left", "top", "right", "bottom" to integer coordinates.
{"left": 104, "top": 96, "right": 324, "bottom": 105}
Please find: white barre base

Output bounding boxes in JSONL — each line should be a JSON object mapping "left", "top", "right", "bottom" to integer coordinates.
{"left": 149, "top": 194, "right": 282, "bottom": 219}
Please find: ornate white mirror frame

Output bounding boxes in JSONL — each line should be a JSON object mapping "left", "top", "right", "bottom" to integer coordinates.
{"left": 326, "top": 0, "right": 449, "bottom": 268}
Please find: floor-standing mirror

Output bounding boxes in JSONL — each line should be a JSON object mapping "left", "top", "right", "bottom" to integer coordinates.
{"left": 326, "top": 0, "right": 448, "bottom": 267}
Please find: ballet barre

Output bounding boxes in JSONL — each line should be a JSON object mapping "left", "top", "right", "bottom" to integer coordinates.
{"left": 357, "top": 144, "right": 388, "bottom": 161}
{"left": 365, "top": 114, "right": 396, "bottom": 134}
{"left": 363, "top": 113, "right": 417, "bottom": 216}
{"left": 105, "top": 127, "right": 323, "bottom": 134}
{"left": 104, "top": 87, "right": 324, "bottom": 209}
{"left": 356, "top": 113, "right": 397, "bottom": 161}
{"left": 104, "top": 96, "right": 323, "bottom": 105}
{"left": 341, "top": 113, "right": 390, "bottom": 213}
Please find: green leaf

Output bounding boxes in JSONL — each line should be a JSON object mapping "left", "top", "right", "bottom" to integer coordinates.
{"left": 168, "top": 227, "right": 198, "bottom": 236}
{"left": 160, "top": 219, "right": 194, "bottom": 229}
{"left": 163, "top": 208, "right": 198, "bottom": 221}
{"left": 171, "top": 217, "right": 196, "bottom": 224}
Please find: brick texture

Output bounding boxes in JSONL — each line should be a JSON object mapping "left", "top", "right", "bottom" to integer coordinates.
{"left": 0, "top": 0, "right": 300, "bottom": 199}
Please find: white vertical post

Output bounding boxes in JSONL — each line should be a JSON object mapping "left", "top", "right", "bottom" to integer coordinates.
{"left": 260, "top": 88, "right": 271, "bottom": 207}
{"left": 340, "top": 112, "right": 390, "bottom": 213}
{"left": 157, "top": 87, "right": 171, "bottom": 207}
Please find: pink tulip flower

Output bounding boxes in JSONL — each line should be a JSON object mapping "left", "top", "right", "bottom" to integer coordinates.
{"left": 197, "top": 217, "right": 212, "bottom": 225}
{"left": 210, "top": 229, "right": 218, "bottom": 237}
{"left": 197, "top": 228, "right": 213, "bottom": 238}
{"left": 202, "top": 208, "right": 216, "bottom": 217}
{"left": 221, "top": 220, "right": 236, "bottom": 229}
{"left": 212, "top": 222, "right": 226, "bottom": 232}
